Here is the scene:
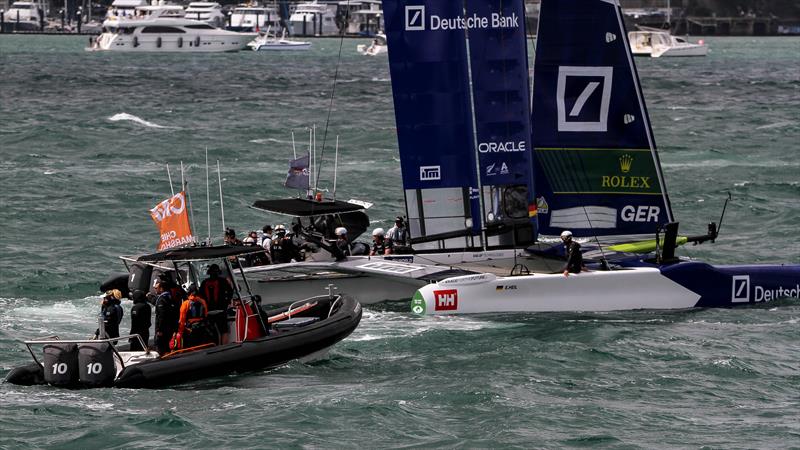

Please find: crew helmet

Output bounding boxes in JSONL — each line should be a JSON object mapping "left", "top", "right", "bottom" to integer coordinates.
{"left": 372, "top": 228, "right": 385, "bottom": 237}
{"left": 206, "top": 263, "right": 221, "bottom": 275}
{"left": 560, "top": 230, "right": 573, "bottom": 239}
{"left": 182, "top": 281, "right": 197, "bottom": 294}
{"left": 335, "top": 227, "right": 348, "bottom": 236}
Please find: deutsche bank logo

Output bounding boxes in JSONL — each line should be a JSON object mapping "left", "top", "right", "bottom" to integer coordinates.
{"left": 731, "top": 275, "right": 750, "bottom": 303}
{"left": 405, "top": 5, "right": 425, "bottom": 31}
{"left": 420, "top": 165, "right": 441, "bottom": 181}
{"left": 556, "top": 66, "right": 613, "bottom": 132}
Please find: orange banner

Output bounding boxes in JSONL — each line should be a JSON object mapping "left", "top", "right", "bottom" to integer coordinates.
{"left": 150, "top": 192, "right": 194, "bottom": 251}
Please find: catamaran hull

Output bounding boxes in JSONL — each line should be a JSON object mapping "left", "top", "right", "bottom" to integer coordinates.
{"left": 244, "top": 271, "right": 426, "bottom": 304}
{"left": 412, "top": 263, "right": 800, "bottom": 315}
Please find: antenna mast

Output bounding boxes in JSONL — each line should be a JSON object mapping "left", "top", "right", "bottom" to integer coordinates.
{"left": 217, "top": 160, "right": 226, "bottom": 233}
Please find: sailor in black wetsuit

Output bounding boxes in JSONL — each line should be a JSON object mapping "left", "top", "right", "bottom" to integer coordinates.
{"left": 561, "top": 230, "right": 583, "bottom": 276}
{"left": 95, "top": 289, "right": 124, "bottom": 341}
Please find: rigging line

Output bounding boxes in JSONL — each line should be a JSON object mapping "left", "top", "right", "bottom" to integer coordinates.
{"left": 580, "top": 205, "right": 609, "bottom": 267}
{"left": 315, "top": 0, "right": 351, "bottom": 189}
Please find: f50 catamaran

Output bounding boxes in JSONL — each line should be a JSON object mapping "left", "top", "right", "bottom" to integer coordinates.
{"left": 410, "top": 0, "right": 799, "bottom": 314}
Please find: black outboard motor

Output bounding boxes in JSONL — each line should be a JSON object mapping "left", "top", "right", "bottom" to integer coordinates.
{"left": 42, "top": 343, "right": 79, "bottom": 387}
{"left": 100, "top": 273, "right": 130, "bottom": 299}
{"left": 78, "top": 343, "right": 116, "bottom": 387}
{"left": 128, "top": 262, "right": 153, "bottom": 294}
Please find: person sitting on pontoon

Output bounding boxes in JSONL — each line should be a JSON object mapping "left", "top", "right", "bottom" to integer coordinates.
{"left": 370, "top": 228, "right": 393, "bottom": 256}
{"left": 561, "top": 230, "right": 583, "bottom": 277}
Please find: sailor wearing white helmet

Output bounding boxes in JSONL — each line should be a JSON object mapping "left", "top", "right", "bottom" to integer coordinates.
{"left": 270, "top": 225, "right": 290, "bottom": 263}
{"left": 560, "top": 230, "right": 583, "bottom": 276}
{"left": 335, "top": 227, "right": 351, "bottom": 258}
{"left": 370, "top": 227, "right": 393, "bottom": 256}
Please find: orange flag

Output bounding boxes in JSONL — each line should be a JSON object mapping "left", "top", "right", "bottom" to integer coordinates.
{"left": 150, "top": 191, "right": 195, "bottom": 251}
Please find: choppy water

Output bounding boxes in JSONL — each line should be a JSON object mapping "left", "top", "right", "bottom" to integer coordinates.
{"left": 0, "top": 35, "right": 798, "bottom": 448}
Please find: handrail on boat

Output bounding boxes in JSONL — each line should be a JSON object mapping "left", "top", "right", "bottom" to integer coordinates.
{"left": 23, "top": 334, "right": 150, "bottom": 372}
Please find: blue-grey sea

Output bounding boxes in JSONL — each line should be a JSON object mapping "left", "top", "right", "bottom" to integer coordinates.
{"left": 0, "top": 35, "right": 798, "bottom": 448}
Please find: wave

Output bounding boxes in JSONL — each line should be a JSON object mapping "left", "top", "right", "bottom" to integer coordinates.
{"left": 108, "top": 113, "right": 172, "bottom": 129}
{"left": 755, "top": 120, "right": 796, "bottom": 130}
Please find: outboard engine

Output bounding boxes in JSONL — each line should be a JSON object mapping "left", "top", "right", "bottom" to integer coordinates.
{"left": 100, "top": 273, "right": 131, "bottom": 299}
{"left": 128, "top": 262, "right": 153, "bottom": 295}
{"left": 78, "top": 343, "right": 116, "bottom": 387}
{"left": 42, "top": 343, "right": 79, "bottom": 387}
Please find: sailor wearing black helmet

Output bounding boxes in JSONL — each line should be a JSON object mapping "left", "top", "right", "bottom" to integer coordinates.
{"left": 200, "top": 263, "right": 234, "bottom": 344}
{"left": 561, "top": 230, "right": 583, "bottom": 276}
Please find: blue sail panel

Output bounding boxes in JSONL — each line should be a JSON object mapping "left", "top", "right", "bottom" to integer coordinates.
{"left": 465, "top": 0, "right": 537, "bottom": 244}
{"left": 383, "top": 0, "right": 482, "bottom": 243}
{"left": 532, "top": 0, "right": 674, "bottom": 238}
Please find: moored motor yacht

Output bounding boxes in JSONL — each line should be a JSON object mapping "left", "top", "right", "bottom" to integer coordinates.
{"left": 5, "top": 245, "right": 362, "bottom": 388}
{"left": 628, "top": 29, "right": 708, "bottom": 57}
{"left": 88, "top": 8, "right": 255, "bottom": 52}
{"left": 184, "top": 1, "right": 226, "bottom": 28}
{"left": 2, "top": 1, "right": 44, "bottom": 32}
{"left": 227, "top": 4, "right": 281, "bottom": 32}
{"left": 289, "top": 1, "right": 337, "bottom": 36}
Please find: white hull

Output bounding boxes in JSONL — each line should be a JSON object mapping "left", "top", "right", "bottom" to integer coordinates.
{"left": 240, "top": 265, "right": 425, "bottom": 305}
{"left": 655, "top": 45, "right": 708, "bottom": 57}
{"left": 252, "top": 43, "right": 311, "bottom": 51}
{"left": 239, "top": 248, "right": 559, "bottom": 305}
{"left": 413, "top": 268, "right": 702, "bottom": 314}
{"left": 89, "top": 32, "right": 254, "bottom": 52}
{"left": 356, "top": 44, "right": 387, "bottom": 56}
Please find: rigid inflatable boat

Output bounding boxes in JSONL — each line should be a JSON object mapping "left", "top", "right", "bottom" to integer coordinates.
{"left": 6, "top": 246, "right": 362, "bottom": 388}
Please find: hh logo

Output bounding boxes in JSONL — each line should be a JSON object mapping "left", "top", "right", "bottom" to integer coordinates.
{"left": 434, "top": 289, "right": 458, "bottom": 311}
{"left": 405, "top": 5, "right": 425, "bottom": 31}
{"left": 420, "top": 165, "right": 441, "bottom": 181}
{"left": 731, "top": 275, "right": 750, "bottom": 303}
{"left": 556, "top": 66, "right": 613, "bottom": 132}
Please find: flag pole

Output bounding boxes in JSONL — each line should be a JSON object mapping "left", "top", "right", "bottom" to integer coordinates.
{"left": 333, "top": 135, "right": 339, "bottom": 201}
{"left": 291, "top": 130, "right": 297, "bottom": 160}
{"left": 217, "top": 160, "right": 226, "bottom": 233}
{"left": 166, "top": 164, "right": 175, "bottom": 196}
{"left": 182, "top": 161, "right": 197, "bottom": 242}
{"left": 205, "top": 147, "right": 211, "bottom": 245}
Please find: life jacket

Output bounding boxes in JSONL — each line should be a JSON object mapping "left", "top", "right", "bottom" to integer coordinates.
{"left": 185, "top": 294, "right": 207, "bottom": 324}
{"left": 202, "top": 278, "right": 224, "bottom": 310}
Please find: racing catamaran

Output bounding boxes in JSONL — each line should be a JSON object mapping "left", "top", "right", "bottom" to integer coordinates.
{"left": 411, "top": 0, "right": 799, "bottom": 314}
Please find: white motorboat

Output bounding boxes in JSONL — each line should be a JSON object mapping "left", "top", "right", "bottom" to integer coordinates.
{"left": 248, "top": 26, "right": 311, "bottom": 51}
{"left": 289, "top": 1, "right": 337, "bottom": 36}
{"left": 227, "top": 4, "right": 281, "bottom": 33}
{"left": 3, "top": 1, "right": 44, "bottom": 31}
{"left": 184, "top": 1, "right": 226, "bottom": 28}
{"left": 629, "top": 29, "right": 708, "bottom": 57}
{"left": 89, "top": 9, "right": 255, "bottom": 52}
{"left": 356, "top": 31, "right": 387, "bottom": 56}
{"left": 106, "top": 0, "right": 148, "bottom": 20}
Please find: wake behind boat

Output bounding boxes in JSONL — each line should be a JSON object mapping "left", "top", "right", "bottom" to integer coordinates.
{"left": 248, "top": 27, "right": 311, "bottom": 51}
{"left": 6, "top": 245, "right": 362, "bottom": 388}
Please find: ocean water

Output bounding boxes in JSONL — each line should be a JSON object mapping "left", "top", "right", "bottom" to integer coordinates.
{"left": 0, "top": 35, "right": 798, "bottom": 447}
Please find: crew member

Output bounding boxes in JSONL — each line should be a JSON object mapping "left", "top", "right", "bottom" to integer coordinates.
{"left": 153, "top": 278, "right": 180, "bottom": 355}
{"left": 260, "top": 225, "right": 273, "bottom": 263}
{"left": 224, "top": 227, "right": 243, "bottom": 246}
{"left": 386, "top": 216, "right": 410, "bottom": 247}
{"left": 129, "top": 289, "right": 151, "bottom": 351}
{"left": 200, "top": 263, "right": 234, "bottom": 344}
{"left": 174, "top": 283, "right": 214, "bottom": 349}
{"left": 335, "top": 227, "right": 350, "bottom": 259}
{"left": 561, "top": 230, "right": 583, "bottom": 276}
{"left": 370, "top": 228, "right": 392, "bottom": 256}
{"left": 95, "top": 289, "right": 124, "bottom": 341}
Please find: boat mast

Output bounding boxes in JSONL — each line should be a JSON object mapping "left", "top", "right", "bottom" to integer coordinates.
{"left": 217, "top": 160, "right": 226, "bottom": 232}
{"left": 166, "top": 163, "right": 175, "bottom": 196}
{"left": 461, "top": 0, "right": 487, "bottom": 251}
{"left": 205, "top": 147, "right": 211, "bottom": 245}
